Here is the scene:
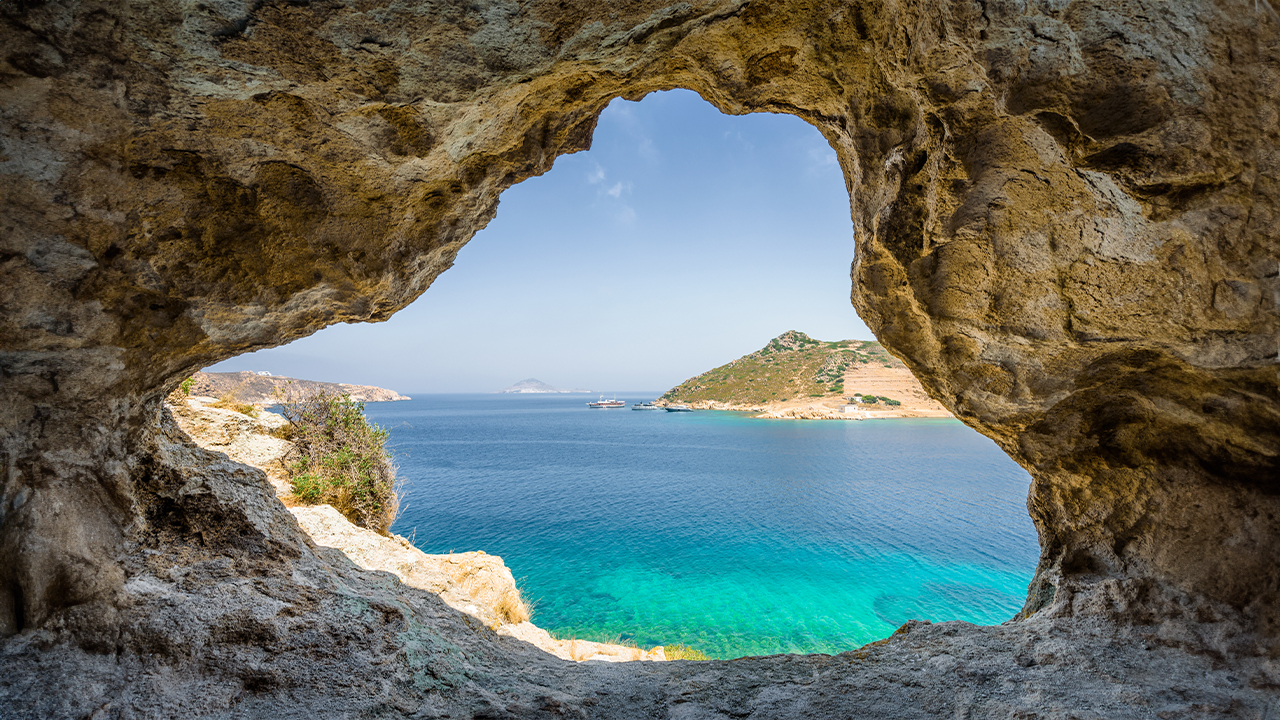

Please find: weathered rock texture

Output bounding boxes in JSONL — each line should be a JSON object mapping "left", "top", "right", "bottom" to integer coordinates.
{"left": 294, "top": 505, "right": 667, "bottom": 663}
{"left": 2, "top": 0, "right": 1278, "bottom": 716}
{"left": 168, "top": 394, "right": 293, "bottom": 485}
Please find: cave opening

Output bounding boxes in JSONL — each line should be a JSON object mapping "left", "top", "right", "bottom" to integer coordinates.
{"left": 4, "top": 0, "right": 1278, "bottom": 712}
{"left": 206, "top": 89, "right": 1038, "bottom": 658}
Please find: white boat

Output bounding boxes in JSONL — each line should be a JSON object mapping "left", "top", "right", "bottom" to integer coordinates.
{"left": 631, "top": 401, "right": 662, "bottom": 410}
{"left": 587, "top": 395, "right": 625, "bottom": 408}
{"left": 665, "top": 405, "right": 693, "bottom": 412}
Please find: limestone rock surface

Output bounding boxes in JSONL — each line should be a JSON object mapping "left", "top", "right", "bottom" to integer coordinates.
{"left": 292, "top": 504, "right": 665, "bottom": 662}
{"left": 2, "top": 0, "right": 1279, "bottom": 716}
{"left": 169, "top": 395, "right": 294, "bottom": 492}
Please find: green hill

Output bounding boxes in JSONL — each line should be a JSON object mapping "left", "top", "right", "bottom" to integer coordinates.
{"left": 660, "top": 331, "right": 903, "bottom": 406}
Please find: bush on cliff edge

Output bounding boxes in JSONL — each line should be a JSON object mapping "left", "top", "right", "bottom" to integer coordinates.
{"left": 280, "top": 389, "right": 400, "bottom": 535}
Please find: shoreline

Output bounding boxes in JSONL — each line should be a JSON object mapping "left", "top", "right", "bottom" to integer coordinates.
{"left": 659, "top": 338, "right": 954, "bottom": 420}
{"left": 662, "top": 398, "right": 954, "bottom": 421}
{"left": 167, "top": 394, "right": 669, "bottom": 664}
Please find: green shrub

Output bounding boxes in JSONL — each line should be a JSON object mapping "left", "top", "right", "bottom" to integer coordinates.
{"left": 179, "top": 376, "right": 194, "bottom": 395}
{"left": 884, "top": 399, "right": 901, "bottom": 406}
{"left": 281, "top": 389, "right": 400, "bottom": 535}
{"left": 664, "top": 643, "right": 711, "bottom": 661}
{"left": 862, "top": 396, "right": 879, "bottom": 404}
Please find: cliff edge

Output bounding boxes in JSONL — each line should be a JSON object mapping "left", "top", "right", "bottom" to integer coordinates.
{"left": 167, "top": 395, "right": 664, "bottom": 664}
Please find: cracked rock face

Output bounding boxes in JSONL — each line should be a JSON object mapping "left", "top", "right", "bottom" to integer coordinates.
{"left": 1, "top": 0, "right": 1278, "bottom": 715}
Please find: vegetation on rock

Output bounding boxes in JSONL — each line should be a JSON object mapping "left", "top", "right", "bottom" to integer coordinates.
{"left": 280, "top": 389, "right": 400, "bottom": 535}
{"left": 661, "top": 331, "right": 903, "bottom": 406}
{"left": 663, "top": 643, "right": 711, "bottom": 661}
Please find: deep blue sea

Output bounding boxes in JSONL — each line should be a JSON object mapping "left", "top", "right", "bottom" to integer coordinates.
{"left": 366, "top": 394, "right": 1038, "bottom": 659}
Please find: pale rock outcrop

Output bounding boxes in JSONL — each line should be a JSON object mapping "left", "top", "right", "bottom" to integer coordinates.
{"left": 288, "top": 507, "right": 527, "bottom": 628}
{"left": 170, "top": 396, "right": 293, "bottom": 491}
{"left": 2, "top": 0, "right": 1279, "bottom": 717}
{"left": 294, "top": 504, "right": 664, "bottom": 663}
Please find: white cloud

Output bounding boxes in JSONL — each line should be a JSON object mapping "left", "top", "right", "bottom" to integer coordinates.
{"left": 618, "top": 205, "right": 637, "bottom": 224}
{"left": 723, "top": 129, "right": 755, "bottom": 152}
{"left": 808, "top": 145, "right": 838, "bottom": 168}
{"left": 586, "top": 163, "right": 606, "bottom": 184}
{"left": 606, "top": 181, "right": 625, "bottom": 198}
{"left": 637, "top": 138, "right": 658, "bottom": 163}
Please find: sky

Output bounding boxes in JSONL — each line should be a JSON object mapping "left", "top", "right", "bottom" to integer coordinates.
{"left": 208, "top": 89, "right": 873, "bottom": 394}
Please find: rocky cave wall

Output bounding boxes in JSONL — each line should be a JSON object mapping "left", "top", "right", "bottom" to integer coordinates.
{"left": 2, "top": 0, "right": 1277, "bottom": 663}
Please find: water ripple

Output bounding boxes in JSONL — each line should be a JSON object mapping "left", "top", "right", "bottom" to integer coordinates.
{"left": 372, "top": 394, "right": 1038, "bottom": 659}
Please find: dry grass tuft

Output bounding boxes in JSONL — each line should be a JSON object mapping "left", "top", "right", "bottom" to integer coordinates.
{"left": 209, "top": 394, "right": 258, "bottom": 416}
{"left": 495, "top": 588, "right": 531, "bottom": 624}
{"left": 209, "top": 379, "right": 258, "bottom": 416}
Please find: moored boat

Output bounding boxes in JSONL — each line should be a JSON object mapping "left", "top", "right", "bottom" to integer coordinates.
{"left": 587, "top": 395, "right": 626, "bottom": 408}
{"left": 665, "top": 405, "right": 693, "bottom": 412}
{"left": 631, "top": 401, "right": 662, "bottom": 410}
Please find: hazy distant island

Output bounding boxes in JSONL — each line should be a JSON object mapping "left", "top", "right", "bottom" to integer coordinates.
{"left": 659, "top": 331, "right": 951, "bottom": 420}
{"left": 188, "top": 371, "right": 410, "bottom": 403}
{"left": 498, "top": 378, "right": 592, "bottom": 394}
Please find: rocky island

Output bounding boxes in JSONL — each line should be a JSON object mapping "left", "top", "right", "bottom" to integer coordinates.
{"left": 661, "top": 331, "right": 952, "bottom": 419}
{"left": 3, "top": 1, "right": 1277, "bottom": 718}
{"left": 498, "top": 378, "right": 591, "bottom": 393}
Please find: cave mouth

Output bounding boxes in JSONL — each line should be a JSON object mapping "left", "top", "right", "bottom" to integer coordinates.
{"left": 3, "top": 0, "right": 1278, "bottom": 712}
{"left": 207, "top": 90, "right": 1040, "bottom": 659}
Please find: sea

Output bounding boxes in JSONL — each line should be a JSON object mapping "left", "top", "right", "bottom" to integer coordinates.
{"left": 366, "top": 394, "right": 1039, "bottom": 660}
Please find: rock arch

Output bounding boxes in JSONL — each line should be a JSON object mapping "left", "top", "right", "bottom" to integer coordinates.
{"left": 1, "top": 0, "right": 1277, "bottom": 714}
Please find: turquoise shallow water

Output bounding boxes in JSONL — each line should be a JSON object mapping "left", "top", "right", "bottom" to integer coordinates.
{"left": 369, "top": 394, "right": 1037, "bottom": 659}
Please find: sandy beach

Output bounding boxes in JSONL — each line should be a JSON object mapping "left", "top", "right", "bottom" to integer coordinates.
{"left": 677, "top": 363, "right": 953, "bottom": 420}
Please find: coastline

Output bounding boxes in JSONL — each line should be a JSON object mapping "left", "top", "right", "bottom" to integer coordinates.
{"left": 167, "top": 394, "right": 667, "bottom": 663}
{"left": 665, "top": 393, "right": 954, "bottom": 421}
{"left": 665, "top": 397, "right": 952, "bottom": 420}
{"left": 659, "top": 333, "right": 953, "bottom": 420}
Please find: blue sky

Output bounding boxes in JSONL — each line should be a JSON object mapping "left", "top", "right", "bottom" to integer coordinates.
{"left": 209, "top": 90, "right": 872, "bottom": 393}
